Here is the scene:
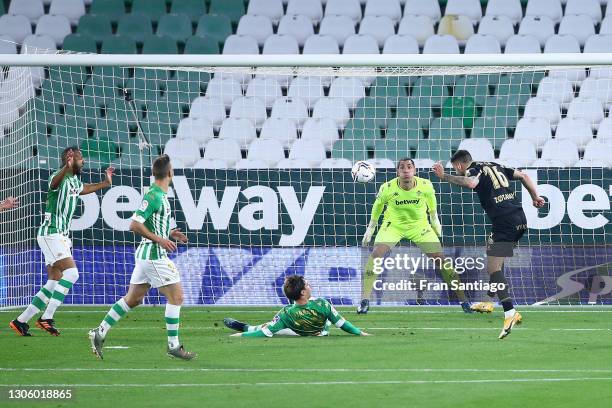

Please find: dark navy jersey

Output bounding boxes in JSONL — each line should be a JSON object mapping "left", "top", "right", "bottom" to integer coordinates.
{"left": 466, "top": 161, "right": 523, "bottom": 220}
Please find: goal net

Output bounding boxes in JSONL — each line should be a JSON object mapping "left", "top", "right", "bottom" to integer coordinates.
{"left": 0, "top": 52, "right": 610, "bottom": 308}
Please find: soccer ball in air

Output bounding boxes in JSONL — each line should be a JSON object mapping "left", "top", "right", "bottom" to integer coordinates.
{"left": 351, "top": 161, "right": 376, "bottom": 183}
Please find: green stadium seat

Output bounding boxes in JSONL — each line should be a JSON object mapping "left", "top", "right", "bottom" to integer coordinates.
{"left": 76, "top": 15, "right": 113, "bottom": 42}
{"left": 171, "top": 0, "right": 207, "bottom": 24}
{"left": 374, "top": 139, "right": 410, "bottom": 162}
{"left": 209, "top": 0, "right": 246, "bottom": 25}
{"left": 472, "top": 116, "right": 508, "bottom": 150}
{"left": 353, "top": 97, "right": 392, "bottom": 128}
{"left": 142, "top": 36, "right": 179, "bottom": 54}
{"left": 385, "top": 118, "right": 423, "bottom": 143}
{"left": 91, "top": 66, "right": 129, "bottom": 88}
{"left": 89, "top": 0, "right": 126, "bottom": 23}
{"left": 441, "top": 96, "right": 477, "bottom": 128}
{"left": 125, "top": 77, "right": 164, "bottom": 103}
{"left": 49, "top": 115, "right": 90, "bottom": 142}
{"left": 483, "top": 96, "right": 520, "bottom": 128}
{"left": 453, "top": 75, "right": 490, "bottom": 106}
{"left": 493, "top": 77, "right": 532, "bottom": 106}
{"left": 165, "top": 80, "right": 203, "bottom": 109}
{"left": 101, "top": 35, "right": 137, "bottom": 54}
{"left": 131, "top": 0, "right": 168, "bottom": 23}
{"left": 428, "top": 117, "right": 465, "bottom": 149}
{"left": 184, "top": 36, "right": 219, "bottom": 54}
{"left": 370, "top": 77, "right": 409, "bottom": 108}
{"left": 395, "top": 97, "right": 434, "bottom": 130}
{"left": 157, "top": 14, "right": 193, "bottom": 42}
{"left": 62, "top": 34, "right": 98, "bottom": 53}
{"left": 196, "top": 14, "right": 232, "bottom": 46}
{"left": 342, "top": 118, "right": 381, "bottom": 147}
{"left": 411, "top": 76, "right": 450, "bottom": 108}
{"left": 80, "top": 137, "right": 118, "bottom": 167}
{"left": 35, "top": 141, "right": 63, "bottom": 169}
{"left": 415, "top": 138, "right": 453, "bottom": 162}
{"left": 117, "top": 13, "right": 153, "bottom": 43}
{"left": 331, "top": 139, "right": 369, "bottom": 161}
{"left": 46, "top": 68, "right": 88, "bottom": 91}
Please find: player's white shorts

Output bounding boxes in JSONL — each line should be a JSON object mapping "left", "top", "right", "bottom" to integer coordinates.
{"left": 130, "top": 258, "right": 180, "bottom": 288}
{"left": 37, "top": 234, "right": 72, "bottom": 266}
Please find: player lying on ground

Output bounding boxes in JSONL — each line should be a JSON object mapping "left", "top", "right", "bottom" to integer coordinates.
{"left": 89, "top": 154, "right": 196, "bottom": 360}
{"left": 0, "top": 196, "right": 19, "bottom": 212}
{"left": 432, "top": 150, "right": 545, "bottom": 339}
{"left": 359, "top": 158, "right": 472, "bottom": 314}
{"left": 224, "top": 275, "right": 370, "bottom": 337}
{"left": 10, "top": 147, "right": 113, "bottom": 337}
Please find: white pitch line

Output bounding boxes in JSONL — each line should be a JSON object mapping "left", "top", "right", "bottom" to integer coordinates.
{"left": 2, "top": 378, "right": 612, "bottom": 387}
{"left": 47, "top": 326, "right": 612, "bottom": 331}
{"left": 3, "top": 309, "right": 612, "bottom": 314}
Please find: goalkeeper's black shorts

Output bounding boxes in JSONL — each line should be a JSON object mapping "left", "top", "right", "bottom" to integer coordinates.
{"left": 486, "top": 210, "right": 528, "bottom": 257}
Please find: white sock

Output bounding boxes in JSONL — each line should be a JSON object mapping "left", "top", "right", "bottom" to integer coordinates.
{"left": 42, "top": 268, "right": 78, "bottom": 320}
{"left": 165, "top": 303, "right": 181, "bottom": 350}
{"left": 17, "top": 280, "right": 58, "bottom": 323}
{"left": 98, "top": 298, "right": 131, "bottom": 338}
{"left": 504, "top": 309, "right": 516, "bottom": 319}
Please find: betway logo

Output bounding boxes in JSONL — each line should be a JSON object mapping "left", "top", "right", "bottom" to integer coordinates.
{"left": 71, "top": 176, "right": 326, "bottom": 246}
{"left": 522, "top": 170, "right": 611, "bottom": 229}
{"left": 395, "top": 199, "right": 420, "bottom": 205}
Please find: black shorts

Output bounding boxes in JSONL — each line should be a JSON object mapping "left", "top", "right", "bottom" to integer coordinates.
{"left": 487, "top": 211, "right": 528, "bottom": 257}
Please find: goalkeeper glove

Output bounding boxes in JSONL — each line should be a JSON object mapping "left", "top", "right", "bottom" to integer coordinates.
{"left": 430, "top": 214, "right": 442, "bottom": 238}
{"left": 362, "top": 220, "right": 377, "bottom": 246}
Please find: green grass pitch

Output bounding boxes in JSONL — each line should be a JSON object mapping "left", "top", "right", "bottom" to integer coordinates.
{"left": 1, "top": 306, "right": 611, "bottom": 407}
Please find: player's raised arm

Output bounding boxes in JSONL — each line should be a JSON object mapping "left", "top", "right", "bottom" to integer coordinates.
{"left": 512, "top": 170, "right": 545, "bottom": 208}
{"left": 80, "top": 167, "right": 115, "bottom": 195}
{"left": 49, "top": 149, "right": 76, "bottom": 190}
{"left": 363, "top": 183, "right": 387, "bottom": 245}
{"left": 0, "top": 196, "right": 19, "bottom": 212}
{"left": 432, "top": 161, "right": 479, "bottom": 189}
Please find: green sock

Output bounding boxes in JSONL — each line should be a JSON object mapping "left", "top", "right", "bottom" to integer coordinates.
{"left": 440, "top": 264, "right": 467, "bottom": 303}
{"left": 362, "top": 256, "right": 378, "bottom": 300}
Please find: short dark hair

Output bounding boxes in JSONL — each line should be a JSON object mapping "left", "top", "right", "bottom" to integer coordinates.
{"left": 450, "top": 150, "right": 472, "bottom": 164}
{"left": 152, "top": 154, "right": 172, "bottom": 180}
{"left": 283, "top": 275, "right": 306, "bottom": 302}
{"left": 396, "top": 157, "right": 415, "bottom": 169}
{"left": 61, "top": 146, "right": 80, "bottom": 166}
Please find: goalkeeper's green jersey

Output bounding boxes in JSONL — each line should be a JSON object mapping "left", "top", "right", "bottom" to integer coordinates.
{"left": 371, "top": 177, "right": 437, "bottom": 229}
{"left": 131, "top": 183, "right": 172, "bottom": 261}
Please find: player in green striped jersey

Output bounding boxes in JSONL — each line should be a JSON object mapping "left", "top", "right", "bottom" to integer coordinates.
{"left": 224, "top": 275, "right": 370, "bottom": 337}
{"left": 89, "top": 155, "right": 196, "bottom": 360}
{"left": 10, "top": 147, "right": 113, "bottom": 337}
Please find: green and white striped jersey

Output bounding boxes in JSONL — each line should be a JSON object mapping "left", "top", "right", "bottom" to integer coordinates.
{"left": 132, "top": 184, "right": 172, "bottom": 261}
{"left": 38, "top": 169, "right": 84, "bottom": 237}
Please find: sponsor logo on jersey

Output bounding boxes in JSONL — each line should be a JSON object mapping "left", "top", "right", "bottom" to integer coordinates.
{"left": 138, "top": 200, "right": 148, "bottom": 212}
{"left": 395, "top": 199, "right": 420, "bottom": 205}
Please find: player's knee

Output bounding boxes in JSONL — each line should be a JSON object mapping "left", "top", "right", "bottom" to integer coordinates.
{"left": 62, "top": 267, "right": 79, "bottom": 283}
{"left": 124, "top": 297, "right": 141, "bottom": 308}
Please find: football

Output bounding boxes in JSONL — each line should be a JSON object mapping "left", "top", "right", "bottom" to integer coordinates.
{"left": 351, "top": 161, "right": 376, "bottom": 183}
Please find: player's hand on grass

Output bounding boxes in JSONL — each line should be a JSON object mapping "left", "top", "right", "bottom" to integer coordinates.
{"left": 158, "top": 237, "right": 177, "bottom": 252}
{"left": 0, "top": 196, "right": 19, "bottom": 211}
{"left": 360, "top": 331, "right": 372, "bottom": 336}
{"left": 532, "top": 196, "right": 545, "bottom": 208}
{"left": 431, "top": 162, "right": 445, "bottom": 178}
{"left": 104, "top": 167, "right": 115, "bottom": 186}
{"left": 171, "top": 228, "right": 188, "bottom": 243}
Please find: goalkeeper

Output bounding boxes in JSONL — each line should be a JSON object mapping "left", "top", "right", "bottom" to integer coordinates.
{"left": 358, "top": 158, "right": 471, "bottom": 314}
{"left": 224, "top": 275, "right": 370, "bottom": 337}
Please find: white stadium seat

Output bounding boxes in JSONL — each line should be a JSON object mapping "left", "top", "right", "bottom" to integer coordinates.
{"left": 359, "top": 15, "right": 395, "bottom": 48}
{"left": 2, "top": 67, "right": 35, "bottom": 108}
{"left": 558, "top": 14, "right": 595, "bottom": 47}
{"left": 222, "top": 34, "right": 259, "bottom": 54}
{"left": 236, "top": 15, "right": 273, "bottom": 47}
{"left": 288, "top": 139, "right": 326, "bottom": 166}
{"left": 288, "top": 76, "right": 325, "bottom": 108}
{"left": 367, "top": 158, "right": 395, "bottom": 168}
{"left": 437, "top": 15, "right": 474, "bottom": 46}
{"left": 412, "top": 158, "right": 435, "bottom": 169}
{"left": 518, "top": 15, "right": 555, "bottom": 47}
{"left": 319, "top": 15, "right": 355, "bottom": 47}
{"left": 325, "top": 0, "right": 362, "bottom": 24}
{"left": 205, "top": 76, "right": 243, "bottom": 109}
{"left": 573, "top": 158, "right": 608, "bottom": 167}
{"left": 485, "top": 0, "right": 522, "bottom": 26}
{"left": 35, "top": 14, "right": 71, "bottom": 46}
{"left": 263, "top": 34, "right": 299, "bottom": 54}
{"left": 271, "top": 97, "right": 309, "bottom": 127}
{"left": 344, "top": 34, "right": 379, "bottom": 54}
{"left": 277, "top": 14, "right": 314, "bottom": 47}
{"left": 303, "top": 34, "right": 339, "bottom": 54}
{"left": 597, "top": 117, "right": 612, "bottom": 144}
{"left": 457, "top": 139, "right": 495, "bottom": 161}
{"left": 525, "top": 0, "right": 563, "bottom": 24}
{"left": 192, "top": 158, "right": 228, "bottom": 169}
{"left": 189, "top": 96, "right": 227, "bottom": 130}
{"left": 499, "top": 139, "right": 537, "bottom": 167}
{"left": 328, "top": 77, "right": 366, "bottom": 109}
{"left": 247, "top": 0, "right": 284, "bottom": 24}
{"left": 229, "top": 96, "right": 267, "bottom": 129}
{"left": 404, "top": 0, "right": 441, "bottom": 24}
{"left": 364, "top": 0, "right": 402, "bottom": 24}
{"left": 445, "top": 0, "right": 482, "bottom": 25}
{"left": 600, "top": 17, "right": 612, "bottom": 35}
{"left": 565, "top": 0, "right": 602, "bottom": 24}
{"left": 234, "top": 159, "right": 269, "bottom": 169}
{"left": 0, "top": 35, "right": 17, "bottom": 54}
{"left": 536, "top": 77, "right": 574, "bottom": 109}
{"left": 9, "top": 0, "right": 44, "bottom": 24}
{"left": 465, "top": 34, "right": 501, "bottom": 54}
{"left": 544, "top": 35, "right": 580, "bottom": 53}
{"left": 530, "top": 158, "right": 566, "bottom": 167}
{"left": 589, "top": 67, "right": 612, "bottom": 79}
{"left": 541, "top": 139, "right": 579, "bottom": 166}
{"left": 276, "top": 158, "right": 311, "bottom": 168}
{"left": 21, "top": 34, "right": 57, "bottom": 54}
{"left": 383, "top": 34, "right": 420, "bottom": 54}
{"left": 286, "top": 0, "right": 323, "bottom": 24}
{"left": 0, "top": 101, "right": 19, "bottom": 132}
{"left": 478, "top": 15, "right": 514, "bottom": 47}
{"left": 245, "top": 77, "right": 282, "bottom": 108}
{"left": 423, "top": 35, "right": 459, "bottom": 54}
{"left": 584, "top": 34, "right": 612, "bottom": 53}
{"left": 218, "top": 118, "right": 257, "bottom": 149}
{"left": 301, "top": 118, "right": 339, "bottom": 149}
{"left": 0, "top": 14, "right": 32, "bottom": 43}
{"left": 176, "top": 117, "right": 214, "bottom": 148}
{"left": 554, "top": 118, "right": 594, "bottom": 148}
{"left": 514, "top": 117, "right": 553, "bottom": 148}
{"left": 49, "top": 0, "right": 86, "bottom": 26}
{"left": 583, "top": 140, "right": 612, "bottom": 165}
{"left": 260, "top": 117, "right": 298, "bottom": 148}
{"left": 523, "top": 97, "right": 561, "bottom": 128}
{"left": 398, "top": 14, "right": 435, "bottom": 47}
{"left": 248, "top": 138, "right": 285, "bottom": 166}
{"left": 548, "top": 68, "right": 586, "bottom": 88}
{"left": 203, "top": 139, "right": 243, "bottom": 165}
{"left": 579, "top": 78, "right": 612, "bottom": 109}
{"left": 319, "top": 158, "right": 353, "bottom": 168}
{"left": 566, "top": 97, "right": 605, "bottom": 129}
{"left": 312, "top": 97, "right": 350, "bottom": 128}
{"left": 164, "top": 138, "right": 201, "bottom": 167}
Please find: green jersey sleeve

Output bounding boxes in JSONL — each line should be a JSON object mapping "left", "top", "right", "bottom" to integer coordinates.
{"left": 320, "top": 298, "right": 362, "bottom": 335}
{"left": 370, "top": 182, "right": 390, "bottom": 223}
{"left": 131, "top": 192, "right": 161, "bottom": 224}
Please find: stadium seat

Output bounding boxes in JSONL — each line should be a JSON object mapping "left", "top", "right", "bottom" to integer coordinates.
{"left": 518, "top": 16, "right": 555, "bottom": 47}
{"left": 514, "top": 117, "right": 553, "bottom": 148}
{"left": 573, "top": 158, "right": 608, "bottom": 167}
{"left": 205, "top": 76, "right": 243, "bottom": 109}
{"left": 247, "top": 0, "right": 284, "bottom": 25}
{"left": 247, "top": 138, "right": 285, "bottom": 166}
{"left": 222, "top": 35, "right": 259, "bottom": 55}
{"left": 0, "top": 35, "right": 17, "bottom": 54}
{"left": 525, "top": 0, "right": 563, "bottom": 24}
{"left": 529, "top": 158, "right": 565, "bottom": 167}
{"left": 203, "top": 139, "right": 242, "bottom": 165}
{"left": 234, "top": 159, "right": 269, "bottom": 169}
{"left": 131, "top": 0, "right": 166, "bottom": 23}
{"left": 164, "top": 138, "right": 201, "bottom": 167}
{"left": 584, "top": 34, "right": 612, "bottom": 53}
{"left": 504, "top": 34, "right": 541, "bottom": 53}
{"left": 541, "top": 139, "right": 579, "bottom": 166}
{"left": 395, "top": 96, "right": 434, "bottom": 129}
{"left": 49, "top": 0, "right": 85, "bottom": 26}
{"left": 485, "top": 0, "right": 522, "bottom": 26}
{"left": 499, "top": 139, "right": 537, "bottom": 167}
{"left": 423, "top": 35, "right": 459, "bottom": 54}
{"left": 192, "top": 158, "right": 228, "bottom": 169}
{"left": 364, "top": 0, "right": 402, "bottom": 24}
{"left": 22, "top": 34, "right": 56, "bottom": 54}
{"left": 445, "top": 0, "right": 482, "bottom": 25}
{"left": 312, "top": 97, "right": 351, "bottom": 128}
{"left": 478, "top": 15, "right": 514, "bottom": 47}
{"left": 457, "top": 139, "right": 495, "bottom": 161}
{"left": 101, "top": 34, "right": 137, "bottom": 54}
{"left": 355, "top": 93, "right": 395, "bottom": 127}
{"left": 330, "top": 139, "right": 369, "bottom": 161}
{"left": 601, "top": 17, "right": 612, "bottom": 35}
{"left": 90, "top": 0, "right": 127, "bottom": 23}
{"left": 8, "top": 0, "right": 44, "bottom": 24}
{"left": 383, "top": 34, "right": 419, "bottom": 54}
{"left": 229, "top": 96, "right": 267, "bottom": 129}
{"left": 0, "top": 15, "right": 32, "bottom": 43}
{"left": 464, "top": 34, "right": 501, "bottom": 54}
{"left": 77, "top": 14, "right": 113, "bottom": 42}
{"left": 237, "top": 15, "right": 274, "bottom": 47}
{"left": 412, "top": 158, "right": 435, "bottom": 169}
{"left": 404, "top": 0, "right": 441, "bottom": 24}
{"left": 437, "top": 15, "right": 474, "bottom": 46}
{"left": 583, "top": 140, "right": 612, "bottom": 165}
{"left": 157, "top": 14, "right": 193, "bottom": 43}
{"left": 142, "top": 36, "right": 179, "bottom": 54}
{"left": 411, "top": 76, "right": 450, "bottom": 108}
{"left": 245, "top": 77, "right": 282, "bottom": 108}
{"left": 184, "top": 36, "right": 219, "bottom": 54}
{"left": 301, "top": 118, "right": 340, "bottom": 149}
{"left": 271, "top": 97, "right": 309, "bottom": 127}
{"left": 373, "top": 139, "right": 411, "bottom": 162}
{"left": 35, "top": 14, "right": 71, "bottom": 46}
{"left": 176, "top": 117, "right": 214, "bottom": 148}
{"left": 565, "top": 0, "right": 602, "bottom": 24}
{"left": 303, "top": 35, "right": 339, "bottom": 54}
{"left": 555, "top": 118, "right": 594, "bottom": 148}
{"left": 385, "top": 118, "right": 423, "bottom": 141}
{"left": 117, "top": 13, "right": 153, "bottom": 43}
{"left": 288, "top": 76, "right": 324, "bottom": 108}
{"left": 286, "top": 0, "right": 323, "bottom": 24}
{"left": 415, "top": 138, "right": 453, "bottom": 162}
{"left": 260, "top": 117, "right": 298, "bottom": 148}
{"left": 398, "top": 15, "right": 435, "bottom": 47}
{"left": 209, "top": 0, "right": 247, "bottom": 25}
{"left": 472, "top": 116, "right": 508, "bottom": 149}
{"left": 326, "top": 0, "right": 362, "bottom": 24}
{"left": 441, "top": 96, "right": 477, "bottom": 128}
{"left": 544, "top": 34, "right": 581, "bottom": 53}
{"left": 343, "top": 118, "right": 381, "bottom": 146}
{"left": 536, "top": 77, "right": 574, "bottom": 109}
{"left": 288, "top": 139, "right": 326, "bottom": 166}
{"left": 328, "top": 77, "right": 366, "bottom": 109}
{"left": 524, "top": 97, "right": 561, "bottom": 128}
{"left": 454, "top": 75, "right": 490, "bottom": 106}
{"left": 558, "top": 15, "right": 595, "bottom": 47}
{"left": 319, "top": 15, "right": 355, "bottom": 47}
{"left": 589, "top": 66, "right": 612, "bottom": 79}
{"left": 196, "top": 14, "right": 232, "bottom": 47}
{"left": 189, "top": 96, "right": 227, "bottom": 130}
{"left": 579, "top": 78, "right": 612, "bottom": 109}
{"left": 597, "top": 117, "right": 612, "bottom": 143}
{"left": 566, "top": 97, "right": 604, "bottom": 129}
{"left": 218, "top": 117, "right": 257, "bottom": 149}
{"left": 262, "top": 34, "right": 299, "bottom": 55}
{"left": 429, "top": 118, "right": 465, "bottom": 149}
{"left": 62, "top": 33, "right": 97, "bottom": 53}
{"left": 277, "top": 15, "right": 314, "bottom": 47}
{"left": 319, "top": 158, "right": 353, "bottom": 168}
{"left": 276, "top": 158, "right": 312, "bottom": 168}
{"left": 343, "top": 34, "right": 379, "bottom": 54}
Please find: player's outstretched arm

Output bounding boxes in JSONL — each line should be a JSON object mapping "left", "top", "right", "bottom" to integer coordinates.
{"left": 363, "top": 186, "right": 386, "bottom": 245}
{"left": 49, "top": 150, "right": 75, "bottom": 190}
{"left": 432, "top": 162, "right": 479, "bottom": 189}
{"left": 513, "top": 170, "right": 545, "bottom": 208}
{"left": 81, "top": 167, "right": 115, "bottom": 195}
{"left": 0, "top": 196, "right": 19, "bottom": 212}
